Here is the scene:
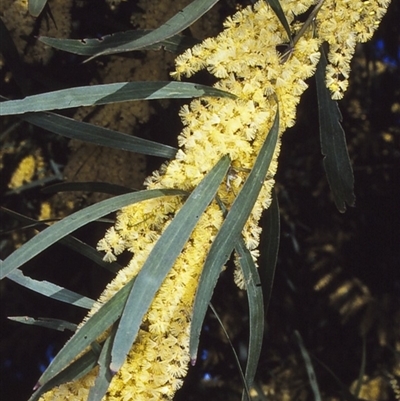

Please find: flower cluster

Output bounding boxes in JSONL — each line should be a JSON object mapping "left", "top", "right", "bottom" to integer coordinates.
{"left": 8, "top": 155, "right": 36, "bottom": 189}
{"left": 8, "top": 153, "right": 45, "bottom": 190}
{"left": 317, "top": 0, "right": 392, "bottom": 99}
{"left": 38, "top": 0, "right": 391, "bottom": 400}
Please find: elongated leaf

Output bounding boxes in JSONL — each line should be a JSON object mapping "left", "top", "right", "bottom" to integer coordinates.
{"left": 294, "top": 330, "right": 322, "bottom": 401}
{"left": 0, "top": 189, "right": 186, "bottom": 280}
{"left": 36, "top": 279, "right": 134, "bottom": 388}
{"left": 39, "top": 31, "right": 199, "bottom": 56}
{"left": 110, "top": 155, "right": 231, "bottom": 372}
{"left": 7, "top": 269, "right": 95, "bottom": 309}
{"left": 87, "top": 0, "right": 221, "bottom": 59}
{"left": 1, "top": 207, "right": 122, "bottom": 274}
{"left": 21, "top": 112, "right": 177, "bottom": 159}
{"left": 266, "top": 0, "right": 292, "bottom": 44}
{"left": 215, "top": 198, "right": 264, "bottom": 397}
{"left": 190, "top": 106, "right": 279, "bottom": 362}
{"left": 41, "top": 182, "right": 134, "bottom": 195}
{"left": 8, "top": 316, "right": 77, "bottom": 332}
{"left": 88, "top": 325, "right": 117, "bottom": 401}
{"left": 316, "top": 48, "right": 355, "bottom": 212}
{"left": 4, "top": 175, "right": 61, "bottom": 195}
{"left": 236, "top": 238, "right": 264, "bottom": 400}
{"left": 259, "top": 189, "right": 280, "bottom": 314}
{"left": 0, "top": 81, "right": 235, "bottom": 116}
{"left": 58, "top": 235, "right": 122, "bottom": 274}
{"left": 29, "top": 0, "right": 47, "bottom": 17}
{"left": 29, "top": 346, "right": 99, "bottom": 401}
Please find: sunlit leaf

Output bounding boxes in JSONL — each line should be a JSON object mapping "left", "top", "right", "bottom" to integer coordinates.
{"left": 190, "top": 105, "right": 279, "bottom": 362}
{"left": 36, "top": 279, "right": 133, "bottom": 388}
{"left": 214, "top": 198, "right": 264, "bottom": 397}
{"left": 88, "top": 325, "right": 117, "bottom": 401}
{"left": 1, "top": 207, "right": 122, "bottom": 274}
{"left": 7, "top": 269, "right": 95, "bottom": 309}
{"left": 29, "top": 346, "right": 99, "bottom": 401}
{"left": 28, "top": 0, "right": 47, "bottom": 17}
{"left": 0, "top": 189, "right": 186, "bottom": 280}
{"left": 110, "top": 155, "right": 230, "bottom": 373}
{"left": 85, "top": 0, "right": 221, "bottom": 60}
{"left": 39, "top": 31, "right": 198, "bottom": 57}
{"left": 8, "top": 316, "right": 77, "bottom": 332}
{"left": 22, "top": 112, "right": 177, "bottom": 159}
{"left": 0, "top": 81, "right": 235, "bottom": 116}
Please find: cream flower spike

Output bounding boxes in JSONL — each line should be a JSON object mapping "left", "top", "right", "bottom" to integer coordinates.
{"left": 38, "top": 0, "right": 391, "bottom": 400}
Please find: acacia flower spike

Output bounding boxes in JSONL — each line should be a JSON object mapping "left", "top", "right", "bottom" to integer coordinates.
{"left": 35, "top": 1, "right": 392, "bottom": 400}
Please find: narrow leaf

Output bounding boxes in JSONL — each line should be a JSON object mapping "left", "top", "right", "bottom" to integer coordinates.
{"left": 259, "top": 189, "right": 280, "bottom": 314}
{"left": 294, "top": 330, "right": 322, "bottom": 401}
{"left": 110, "top": 155, "right": 230, "bottom": 372}
{"left": 36, "top": 279, "right": 134, "bottom": 388}
{"left": 236, "top": 238, "right": 264, "bottom": 400}
{"left": 8, "top": 316, "right": 77, "bottom": 332}
{"left": 4, "top": 175, "right": 61, "bottom": 195}
{"left": 29, "top": 347, "right": 99, "bottom": 401}
{"left": 316, "top": 48, "right": 355, "bottom": 212}
{"left": 87, "top": 0, "right": 221, "bottom": 60}
{"left": 0, "top": 81, "right": 235, "bottom": 116}
{"left": 0, "top": 189, "right": 186, "bottom": 280}
{"left": 1, "top": 207, "right": 122, "bottom": 274}
{"left": 28, "top": 0, "right": 47, "bottom": 17}
{"left": 88, "top": 325, "right": 117, "bottom": 401}
{"left": 58, "top": 235, "right": 122, "bottom": 274}
{"left": 190, "top": 106, "right": 279, "bottom": 362}
{"left": 215, "top": 198, "right": 264, "bottom": 397}
{"left": 6, "top": 269, "right": 95, "bottom": 309}
{"left": 266, "top": 0, "right": 292, "bottom": 44}
{"left": 39, "top": 31, "right": 199, "bottom": 56}
{"left": 21, "top": 112, "right": 177, "bottom": 159}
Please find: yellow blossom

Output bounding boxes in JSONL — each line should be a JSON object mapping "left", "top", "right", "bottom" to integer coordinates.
{"left": 37, "top": 0, "right": 391, "bottom": 400}
{"left": 39, "top": 202, "right": 52, "bottom": 221}
{"left": 8, "top": 155, "right": 36, "bottom": 189}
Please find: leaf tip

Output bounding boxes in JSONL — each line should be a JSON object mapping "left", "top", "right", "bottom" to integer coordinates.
{"left": 109, "top": 362, "right": 119, "bottom": 375}
{"left": 32, "top": 381, "right": 41, "bottom": 391}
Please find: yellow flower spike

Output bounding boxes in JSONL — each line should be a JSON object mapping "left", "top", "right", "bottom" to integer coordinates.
{"left": 8, "top": 155, "right": 37, "bottom": 189}
{"left": 37, "top": 0, "right": 392, "bottom": 400}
